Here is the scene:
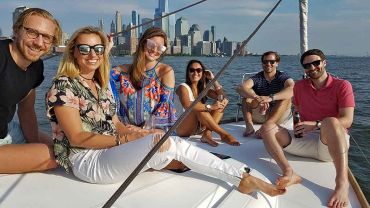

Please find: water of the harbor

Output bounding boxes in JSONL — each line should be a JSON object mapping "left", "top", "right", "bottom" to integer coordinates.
{"left": 37, "top": 55, "right": 369, "bottom": 201}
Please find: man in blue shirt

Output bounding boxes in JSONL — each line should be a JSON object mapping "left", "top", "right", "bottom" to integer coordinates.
{"left": 237, "top": 51, "right": 294, "bottom": 137}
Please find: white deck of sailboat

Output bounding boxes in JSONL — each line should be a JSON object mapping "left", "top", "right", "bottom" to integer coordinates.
{"left": 0, "top": 121, "right": 363, "bottom": 208}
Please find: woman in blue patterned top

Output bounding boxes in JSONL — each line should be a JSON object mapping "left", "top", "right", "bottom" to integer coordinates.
{"left": 110, "top": 27, "right": 176, "bottom": 131}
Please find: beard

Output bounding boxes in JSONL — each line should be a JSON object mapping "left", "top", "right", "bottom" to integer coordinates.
{"left": 306, "top": 67, "right": 324, "bottom": 79}
{"left": 15, "top": 38, "right": 46, "bottom": 62}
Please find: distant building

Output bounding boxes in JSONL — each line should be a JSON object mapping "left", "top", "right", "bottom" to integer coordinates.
{"left": 115, "top": 11, "right": 122, "bottom": 34}
{"left": 175, "top": 17, "right": 189, "bottom": 38}
{"left": 189, "top": 24, "right": 202, "bottom": 47}
{"left": 141, "top": 18, "right": 153, "bottom": 34}
{"left": 13, "top": 6, "right": 29, "bottom": 24}
{"left": 154, "top": 0, "right": 175, "bottom": 43}
{"left": 61, "top": 32, "right": 69, "bottom": 46}
{"left": 182, "top": 46, "right": 191, "bottom": 55}
{"left": 180, "top": 34, "right": 191, "bottom": 47}
{"left": 223, "top": 41, "right": 237, "bottom": 56}
{"left": 0, "top": 28, "right": 2, "bottom": 37}
{"left": 98, "top": 19, "right": 104, "bottom": 32}
{"left": 132, "top": 10, "right": 138, "bottom": 38}
{"left": 203, "top": 30, "right": 210, "bottom": 41}
{"left": 194, "top": 41, "right": 212, "bottom": 56}
{"left": 211, "top": 26, "right": 216, "bottom": 42}
{"left": 171, "top": 45, "right": 181, "bottom": 55}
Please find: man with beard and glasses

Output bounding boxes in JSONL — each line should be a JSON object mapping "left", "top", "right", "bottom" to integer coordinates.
{"left": 261, "top": 49, "right": 354, "bottom": 208}
{"left": 237, "top": 51, "right": 294, "bottom": 138}
{"left": 0, "top": 8, "right": 62, "bottom": 173}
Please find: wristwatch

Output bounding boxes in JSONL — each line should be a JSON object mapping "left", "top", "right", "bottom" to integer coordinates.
{"left": 315, "top": 120, "right": 322, "bottom": 130}
{"left": 269, "top": 94, "right": 275, "bottom": 102}
{"left": 206, "top": 104, "right": 212, "bottom": 111}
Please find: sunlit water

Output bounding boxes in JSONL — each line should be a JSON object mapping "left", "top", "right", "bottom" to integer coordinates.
{"left": 37, "top": 55, "right": 370, "bottom": 200}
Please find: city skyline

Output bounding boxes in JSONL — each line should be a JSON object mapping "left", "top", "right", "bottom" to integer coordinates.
{"left": 0, "top": 0, "right": 370, "bottom": 56}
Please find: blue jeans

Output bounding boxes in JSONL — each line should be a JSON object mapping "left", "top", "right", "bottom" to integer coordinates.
{"left": 0, "top": 121, "right": 26, "bottom": 146}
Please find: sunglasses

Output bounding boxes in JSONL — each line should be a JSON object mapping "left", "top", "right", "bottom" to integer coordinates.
{"left": 189, "top": 67, "right": 203, "bottom": 74}
{"left": 22, "top": 26, "right": 55, "bottom": 44}
{"left": 302, "top": 60, "right": 321, "bottom": 69}
{"left": 262, "top": 60, "right": 276, "bottom": 65}
{"left": 77, "top": 44, "right": 105, "bottom": 55}
{"left": 146, "top": 39, "right": 166, "bottom": 54}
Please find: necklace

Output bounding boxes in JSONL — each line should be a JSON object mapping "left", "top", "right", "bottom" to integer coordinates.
{"left": 79, "top": 74, "right": 94, "bottom": 81}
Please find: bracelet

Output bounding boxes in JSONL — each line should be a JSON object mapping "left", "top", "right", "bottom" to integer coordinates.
{"left": 269, "top": 94, "right": 275, "bottom": 102}
{"left": 115, "top": 134, "right": 121, "bottom": 146}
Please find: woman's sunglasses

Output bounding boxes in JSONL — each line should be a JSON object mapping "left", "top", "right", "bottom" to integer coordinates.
{"left": 189, "top": 67, "right": 203, "bottom": 74}
{"left": 77, "top": 44, "right": 105, "bottom": 55}
{"left": 146, "top": 39, "right": 166, "bottom": 54}
{"left": 262, "top": 60, "right": 276, "bottom": 65}
{"left": 302, "top": 60, "right": 321, "bottom": 69}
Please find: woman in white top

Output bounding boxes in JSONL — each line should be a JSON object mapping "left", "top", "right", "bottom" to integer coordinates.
{"left": 176, "top": 60, "right": 240, "bottom": 147}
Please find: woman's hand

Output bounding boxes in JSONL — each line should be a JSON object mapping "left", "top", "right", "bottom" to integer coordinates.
{"left": 204, "top": 70, "right": 214, "bottom": 80}
{"left": 106, "top": 33, "right": 114, "bottom": 54}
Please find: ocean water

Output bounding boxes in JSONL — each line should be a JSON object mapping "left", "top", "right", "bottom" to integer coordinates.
{"left": 37, "top": 55, "right": 370, "bottom": 201}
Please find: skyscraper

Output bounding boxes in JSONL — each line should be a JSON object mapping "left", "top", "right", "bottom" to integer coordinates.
{"left": 132, "top": 10, "right": 138, "bottom": 38}
{"left": 110, "top": 20, "right": 116, "bottom": 34}
{"left": 13, "top": 6, "right": 29, "bottom": 24}
{"left": 116, "top": 11, "right": 122, "bottom": 34}
{"left": 98, "top": 19, "right": 104, "bottom": 32}
{"left": 154, "top": 0, "right": 175, "bottom": 42}
{"left": 203, "top": 30, "right": 210, "bottom": 41}
{"left": 142, "top": 18, "right": 153, "bottom": 34}
{"left": 211, "top": 26, "right": 216, "bottom": 42}
{"left": 175, "top": 17, "right": 188, "bottom": 37}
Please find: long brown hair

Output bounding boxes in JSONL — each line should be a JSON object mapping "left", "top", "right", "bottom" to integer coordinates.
{"left": 185, "top": 60, "right": 208, "bottom": 104}
{"left": 129, "top": 27, "right": 167, "bottom": 90}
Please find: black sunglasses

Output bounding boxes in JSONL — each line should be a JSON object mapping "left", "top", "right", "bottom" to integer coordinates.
{"left": 302, "top": 60, "right": 321, "bottom": 69}
{"left": 189, "top": 67, "right": 203, "bottom": 73}
{"left": 77, "top": 44, "right": 105, "bottom": 55}
{"left": 262, "top": 60, "right": 276, "bottom": 65}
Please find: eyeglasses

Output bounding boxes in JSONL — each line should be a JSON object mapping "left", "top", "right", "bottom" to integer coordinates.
{"left": 302, "top": 60, "right": 321, "bottom": 69}
{"left": 76, "top": 44, "right": 105, "bottom": 55}
{"left": 189, "top": 67, "right": 203, "bottom": 74}
{"left": 22, "top": 26, "right": 55, "bottom": 44}
{"left": 146, "top": 39, "right": 166, "bottom": 54}
{"left": 262, "top": 60, "right": 276, "bottom": 65}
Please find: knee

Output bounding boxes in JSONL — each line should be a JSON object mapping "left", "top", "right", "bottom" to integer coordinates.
{"left": 151, "top": 134, "right": 172, "bottom": 153}
{"left": 260, "top": 122, "right": 278, "bottom": 139}
{"left": 322, "top": 117, "right": 341, "bottom": 129}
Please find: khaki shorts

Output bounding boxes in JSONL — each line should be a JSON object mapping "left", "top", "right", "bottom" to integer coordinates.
{"left": 252, "top": 106, "right": 292, "bottom": 124}
{"left": 284, "top": 130, "right": 350, "bottom": 162}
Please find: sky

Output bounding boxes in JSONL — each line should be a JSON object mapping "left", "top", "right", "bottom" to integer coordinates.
{"left": 1, "top": 0, "right": 370, "bottom": 56}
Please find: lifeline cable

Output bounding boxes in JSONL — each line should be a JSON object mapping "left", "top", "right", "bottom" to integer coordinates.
{"left": 102, "top": 0, "right": 283, "bottom": 207}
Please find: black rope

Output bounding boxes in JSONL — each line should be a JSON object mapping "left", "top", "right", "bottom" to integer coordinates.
{"left": 101, "top": 1, "right": 283, "bottom": 207}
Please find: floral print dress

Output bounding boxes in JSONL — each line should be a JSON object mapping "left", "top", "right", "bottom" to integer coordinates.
{"left": 46, "top": 76, "right": 116, "bottom": 172}
{"left": 110, "top": 62, "right": 177, "bottom": 131}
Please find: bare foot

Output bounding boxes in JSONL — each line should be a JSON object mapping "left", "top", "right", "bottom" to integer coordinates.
{"left": 243, "top": 123, "right": 255, "bottom": 137}
{"left": 221, "top": 134, "right": 240, "bottom": 146}
{"left": 327, "top": 182, "right": 349, "bottom": 208}
{"left": 275, "top": 170, "right": 302, "bottom": 189}
{"left": 239, "top": 173, "right": 286, "bottom": 196}
{"left": 200, "top": 131, "right": 218, "bottom": 147}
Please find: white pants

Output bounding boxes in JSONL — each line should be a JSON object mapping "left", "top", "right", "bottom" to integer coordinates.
{"left": 70, "top": 135, "right": 246, "bottom": 187}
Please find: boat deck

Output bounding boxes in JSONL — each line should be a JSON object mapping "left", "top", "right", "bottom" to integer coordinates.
{"left": 0, "top": 122, "right": 363, "bottom": 208}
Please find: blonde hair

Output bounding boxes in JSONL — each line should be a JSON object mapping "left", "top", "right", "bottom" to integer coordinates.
{"left": 56, "top": 26, "right": 110, "bottom": 88}
{"left": 129, "top": 27, "right": 167, "bottom": 89}
{"left": 13, "top": 8, "right": 62, "bottom": 45}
